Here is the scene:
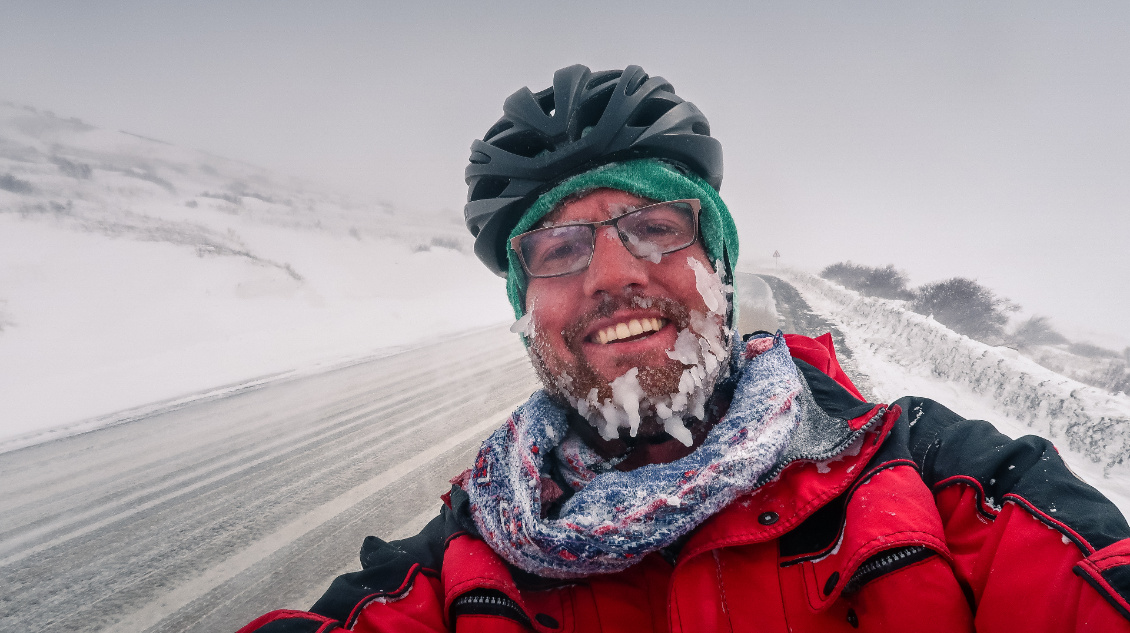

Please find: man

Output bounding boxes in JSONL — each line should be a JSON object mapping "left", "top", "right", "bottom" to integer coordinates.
{"left": 240, "top": 65, "right": 1130, "bottom": 632}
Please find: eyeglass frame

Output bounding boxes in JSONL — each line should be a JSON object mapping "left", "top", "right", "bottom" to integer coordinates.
{"left": 509, "top": 198, "right": 702, "bottom": 279}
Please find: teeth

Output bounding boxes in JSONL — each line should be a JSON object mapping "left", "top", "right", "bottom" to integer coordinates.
{"left": 595, "top": 317, "right": 668, "bottom": 344}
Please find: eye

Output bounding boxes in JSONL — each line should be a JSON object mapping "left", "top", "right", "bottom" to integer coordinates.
{"left": 522, "top": 226, "right": 593, "bottom": 274}
{"left": 537, "top": 241, "right": 581, "bottom": 263}
{"left": 620, "top": 203, "right": 695, "bottom": 248}
{"left": 639, "top": 220, "right": 682, "bottom": 236}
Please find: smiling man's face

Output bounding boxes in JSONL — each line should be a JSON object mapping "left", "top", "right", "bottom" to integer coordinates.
{"left": 523, "top": 188, "right": 729, "bottom": 441}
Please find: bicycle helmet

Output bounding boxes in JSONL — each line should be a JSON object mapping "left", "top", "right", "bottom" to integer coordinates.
{"left": 465, "top": 64, "right": 723, "bottom": 277}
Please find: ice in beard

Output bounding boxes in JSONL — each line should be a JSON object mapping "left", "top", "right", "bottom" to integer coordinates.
{"left": 558, "top": 258, "right": 732, "bottom": 446}
{"left": 510, "top": 311, "right": 534, "bottom": 337}
{"left": 644, "top": 256, "right": 731, "bottom": 445}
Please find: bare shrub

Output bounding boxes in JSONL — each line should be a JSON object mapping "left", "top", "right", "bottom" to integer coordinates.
{"left": 909, "top": 277, "right": 1019, "bottom": 343}
{"left": 820, "top": 262, "right": 913, "bottom": 299}
{"left": 1009, "top": 316, "right": 1068, "bottom": 348}
{"left": 1097, "top": 363, "right": 1130, "bottom": 394}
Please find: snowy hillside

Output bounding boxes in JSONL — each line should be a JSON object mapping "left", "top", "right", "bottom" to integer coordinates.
{"left": 767, "top": 268, "right": 1130, "bottom": 512}
{"left": 0, "top": 102, "right": 511, "bottom": 447}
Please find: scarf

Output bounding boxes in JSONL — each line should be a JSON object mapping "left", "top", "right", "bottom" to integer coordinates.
{"left": 463, "top": 332, "right": 806, "bottom": 579}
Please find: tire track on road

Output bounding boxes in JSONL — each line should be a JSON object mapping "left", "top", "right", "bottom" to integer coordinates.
{"left": 0, "top": 349, "right": 528, "bottom": 563}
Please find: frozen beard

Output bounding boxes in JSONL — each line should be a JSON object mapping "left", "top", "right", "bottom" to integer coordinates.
{"left": 522, "top": 256, "right": 733, "bottom": 447}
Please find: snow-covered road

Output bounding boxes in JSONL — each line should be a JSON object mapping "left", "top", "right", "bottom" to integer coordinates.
{"left": 0, "top": 325, "right": 538, "bottom": 633}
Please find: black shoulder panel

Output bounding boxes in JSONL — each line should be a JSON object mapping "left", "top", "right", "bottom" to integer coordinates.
{"left": 1102, "top": 566, "right": 1130, "bottom": 620}
{"left": 896, "top": 396, "right": 1130, "bottom": 551}
{"left": 860, "top": 399, "right": 916, "bottom": 468}
{"left": 792, "top": 358, "right": 874, "bottom": 421}
{"left": 310, "top": 499, "right": 468, "bottom": 621}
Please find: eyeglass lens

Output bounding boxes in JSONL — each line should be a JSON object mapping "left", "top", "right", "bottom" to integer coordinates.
{"left": 517, "top": 202, "right": 697, "bottom": 277}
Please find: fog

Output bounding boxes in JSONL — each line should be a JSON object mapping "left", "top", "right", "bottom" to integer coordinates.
{"left": 2, "top": 0, "right": 1127, "bottom": 341}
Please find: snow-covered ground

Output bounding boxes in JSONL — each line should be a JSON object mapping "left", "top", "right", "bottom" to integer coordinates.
{"left": 768, "top": 267, "right": 1130, "bottom": 516}
{"left": 0, "top": 102, "right": 511, "bottom": 449}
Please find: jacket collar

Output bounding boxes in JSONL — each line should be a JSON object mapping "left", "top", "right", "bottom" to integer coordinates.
{"left": 678, "top": 360, "right": 895, "bottom": 562}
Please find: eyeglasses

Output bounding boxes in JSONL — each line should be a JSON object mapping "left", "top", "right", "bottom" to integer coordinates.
{"left": 510, "top": 199, "right": 701, "bottom": 278}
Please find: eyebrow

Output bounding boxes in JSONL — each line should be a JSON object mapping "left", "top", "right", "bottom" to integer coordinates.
{"left": 537, "top": 200, "right": 649, "bottom": 229}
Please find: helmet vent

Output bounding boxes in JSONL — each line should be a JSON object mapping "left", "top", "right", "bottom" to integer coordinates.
{"left": 586, "top": 71, "right": 622, "bottom": 91}
{"left": 483, "top": 120, "right": 514, "bottom": 142}
{"left": 464, "top": 64, "right": 724, "bottom": 276}
{"left": 491, "top": 129, "right": 555, "bottom": 158}
{"left": 572, "top": 86, "right": 615, "bottom": 140}
{"left": 624, "top": 73, "right": 649, "bottom": 96}
{"left": 535, "top": 89, "right": 556, "bottom": 117}
{"left": 469, "top": 176, "right": 510, "bottom": 202}
{"left": 627, "top": 98, "right": 678, "bottom": 128}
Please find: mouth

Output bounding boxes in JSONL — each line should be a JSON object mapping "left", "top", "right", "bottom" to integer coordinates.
{"left": 588, "top": 317, "right": 669, "bottom": 345}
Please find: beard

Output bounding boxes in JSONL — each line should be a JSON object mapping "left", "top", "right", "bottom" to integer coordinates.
{"left": 527, "top": 292, "right": 732, "bottom": 446}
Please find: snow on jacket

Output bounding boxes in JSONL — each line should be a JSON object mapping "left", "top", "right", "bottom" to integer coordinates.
{"left": 237, "top": 333, "right": 1130, "bottom": 632}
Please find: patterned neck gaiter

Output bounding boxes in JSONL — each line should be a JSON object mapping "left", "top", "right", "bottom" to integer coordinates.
{"left": 463, "top": 332, "right": 804, "bottom": 579}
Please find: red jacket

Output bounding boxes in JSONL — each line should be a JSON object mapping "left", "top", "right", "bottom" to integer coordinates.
{"left": 239, "top": 334, "right": 1130, "bottom": 632}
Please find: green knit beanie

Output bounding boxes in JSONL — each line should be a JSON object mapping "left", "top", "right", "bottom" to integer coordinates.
{"left": 505, "top": 158, "right": 740, "bottom": 322}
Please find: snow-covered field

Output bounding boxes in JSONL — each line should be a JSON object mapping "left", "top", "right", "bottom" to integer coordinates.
{"left": 768, "top": 267, "right": 1130, "bottom": 515}
{"left": 0, "top": 102, "right": 511, "bottom": 449}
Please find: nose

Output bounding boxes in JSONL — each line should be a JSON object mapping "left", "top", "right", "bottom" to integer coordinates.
{"left": 581, "top": 226, "right": 650, "bottom": 298}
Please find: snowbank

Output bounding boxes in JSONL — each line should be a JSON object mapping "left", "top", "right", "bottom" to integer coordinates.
{"left": 776, "top": 269, "right": 1130, "bottom": 473}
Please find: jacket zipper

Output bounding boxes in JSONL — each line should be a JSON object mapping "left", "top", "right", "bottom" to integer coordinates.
{"left": 757, "top": 406, "right": 886, "bottom": 487}
{"left": 844, "top": 545, "right": 933, "bottom": 593}
{"left": 451, "top": 590, "right": 532, "bottom": 627}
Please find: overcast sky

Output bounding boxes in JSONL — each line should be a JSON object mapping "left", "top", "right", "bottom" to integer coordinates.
{"left": 2, "top": 1, "right": 1127, "bottom": 343}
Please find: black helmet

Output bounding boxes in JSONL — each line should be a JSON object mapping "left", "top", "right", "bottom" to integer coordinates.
{"left": 465, "top": 64, "right": 723, "bottom": 277}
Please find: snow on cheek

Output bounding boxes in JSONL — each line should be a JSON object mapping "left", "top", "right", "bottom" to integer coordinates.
{"left": 510, "top": 311, "right": 533, "bottom": 336}
{"left": 687, "top": 256, "right": 726, "bottom": 316}
{"left": 627, "top": 233, "right": 663, "bottom": 264}
{"left": 689, "top": 309, "right": 728, "bottom": 365}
